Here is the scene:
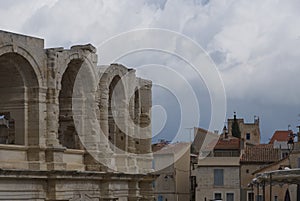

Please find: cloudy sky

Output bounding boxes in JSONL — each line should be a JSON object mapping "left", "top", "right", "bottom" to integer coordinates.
{"left": 1, "top": 0, "right": 300, "bottom": 143}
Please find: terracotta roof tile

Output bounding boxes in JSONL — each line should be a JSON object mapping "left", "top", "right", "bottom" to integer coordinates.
{"left": 214, "top": 138, "right": 240, "bottom": 150}
{"left": 204, "top": 137, "right": 240, "bottom": 150}
{"left": 241, "top": 144, "right": 280, "bottom": 162}
{"left": 269, "top": 130, "right": 292, "bottom": 144}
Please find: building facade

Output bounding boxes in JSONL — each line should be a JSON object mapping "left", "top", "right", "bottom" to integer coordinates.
{"left": 0, "top": 30, "right": 154, "bottom": 200}
{"left": 153, "top": 142, "right": 190, "bottom": 201}
{"left": 240, "top": 144, "right": 281, "bottom": 201}
{"left": 194, "top": 157, "right": 240, "bottom": 201}
{"left": 192, "top": 114, "right": 265, "bottom": 201}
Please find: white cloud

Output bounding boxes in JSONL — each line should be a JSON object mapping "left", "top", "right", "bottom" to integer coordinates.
{"left": 0, "top": 0, "right": 300, "bottom": 141}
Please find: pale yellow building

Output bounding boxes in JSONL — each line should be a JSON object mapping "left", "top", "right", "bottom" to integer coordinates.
{"left": 153, "top": 142, "right": 191, "bottom": 201}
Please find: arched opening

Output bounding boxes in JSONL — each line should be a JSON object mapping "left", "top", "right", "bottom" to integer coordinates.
{"left": 134, "top": 89, "right": 140, "bottom": 123}
{"left": 129, "top": 88, "right": 140, "bottom": 124}
{"left": 0, "top": 52, "right": 39, "bottom": 145}
{"left": 58, "top": 59, "right": 84, "bottom": 149}
{"left": 108, "top": 75, "right": 126, "bottom": 152}
{"left": 133, "top": 88, "right": 141, "bottom": 153}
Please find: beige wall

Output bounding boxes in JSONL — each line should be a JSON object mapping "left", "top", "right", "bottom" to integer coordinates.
{"left": 240, "top": 163, "right": 272, "bottom": 201}
{"left": 154, "top": 144, "right": 190, "bottom": 201}
{"left": 175, "top": 147, "right": 190, "bottom": 198}
{"left": 195, "top": 166, "right": 240, "bottom": 201}
{"left": 240, "top": 164, "right": 271, "bottom": 189}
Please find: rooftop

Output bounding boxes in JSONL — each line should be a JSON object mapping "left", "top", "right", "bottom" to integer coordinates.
{"left": 241, "top": 144, "right": 280, "bottom": 163}
{"left": 269, "top": 130, "right": 292, "bottom": 144}
{"left": 204, "top": 137, "right": 241, "bottom": 150}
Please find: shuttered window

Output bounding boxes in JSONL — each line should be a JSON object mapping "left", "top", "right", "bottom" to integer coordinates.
{"left": 214, "top": 169, "right": 224, "bottom": 186}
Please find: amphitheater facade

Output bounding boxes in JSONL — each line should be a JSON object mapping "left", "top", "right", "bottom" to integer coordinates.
{"left": 0, "top": 30, "right": 154, "bottom": 201}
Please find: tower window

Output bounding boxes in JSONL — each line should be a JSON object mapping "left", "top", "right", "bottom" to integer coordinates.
{"left": 246, "top": 133, "right": 251, "bottom": 140}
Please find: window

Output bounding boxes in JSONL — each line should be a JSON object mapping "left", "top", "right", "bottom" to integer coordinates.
{"left": 246, "top": 133, "right": 251, "bottom": 140}
{"left": 214, "top": 193, "right": 222, "bottom": 200}
{"left": 214, "top": 169, "right": 224, "bottom": 186}
{"left": 226, "top": 193, "right": 234, "bottom": 201}
{"left": 256, "top": 195, "right": 263, "bottom": 201}
{"left": 274, "top": 195, "right": 278, "bottom": 201}
{"left": 247, "top": 192, "right": 254, "bottom": 201}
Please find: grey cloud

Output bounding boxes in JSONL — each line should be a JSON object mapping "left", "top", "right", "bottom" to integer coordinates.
{"left": 0, "top": 0, "right": 299, "bottom": 142}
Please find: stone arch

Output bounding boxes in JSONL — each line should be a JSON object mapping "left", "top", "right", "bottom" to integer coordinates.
{"left": 0, "top": 44, "right": 44, "bottom": 87}
{"left": 98, "top": 64, "right": 130, "bottom": 153}
{"left": 58, "top": 55, "right": 97, "bottom": 149}
{"left": 0, "top": 51, "right": 40, "bottom": 146}
{"left": 108, "top": 75, "right": 126, "bottom": 152}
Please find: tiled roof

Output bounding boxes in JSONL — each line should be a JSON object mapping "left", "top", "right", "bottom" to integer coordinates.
{"left": 269, "top": 130, "right": 291, "bottom": 144}
{"left": 214, "top": 138, "right": 240, "bottom": 150}
{"left": 204, "top": 137, "right": 240, "bottom": 150}
{"left": 241, "top": 144, "right": 280, "bottom": 162}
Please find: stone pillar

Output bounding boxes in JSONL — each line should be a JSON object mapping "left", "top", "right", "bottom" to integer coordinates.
{"left": 99, "top": 74, "right": 109, "bottom": 140}
{"left": 128, "top": 95, "right": 136, "bottom": 154}
{"left": 139, "top": 81, "right": 152, "bottom": 154}
{"left": 139, "top": 180, "right": 155, "bottom": 201}
{"left": 92, "top": 73, "right": 116, "bottom": 172}
{"left": 26, "top": 86, "right": 48, "bottom": 170}
{"left": 125, "top": 87, "right": 138, "bottom": 173}
{"left": 128, "top": 181, "right": 141, "bottom": 201}
{"left": 45, "top": 147, "right": 66, "bottom": 170}
{"left": 137, "top": 80, "right": 153, "bottom": 173}
{"left": 99, "top": 181, "right": 117, "bottom": 201}
{"left": 127, "top": 71, "right": 138, "bottom": 155}
{"left": 45, "top": 49, "right": 66, "bottom": 171}
{"left": 46, "top": 49, "right": 64, "bottom": 148}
